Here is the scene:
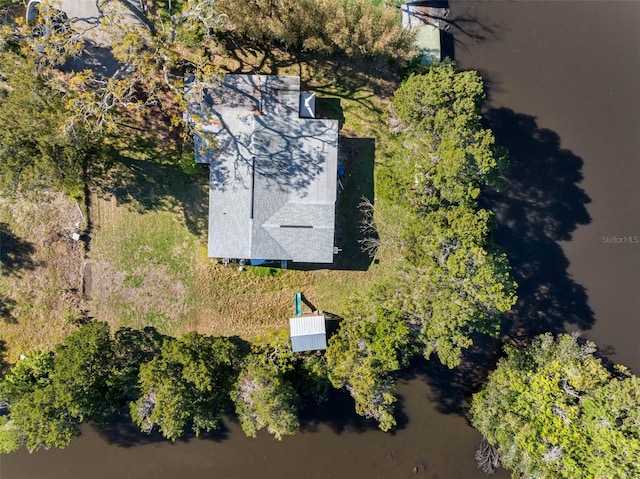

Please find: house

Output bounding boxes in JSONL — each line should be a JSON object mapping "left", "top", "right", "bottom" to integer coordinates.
{"left": 186, "top": 75, "right": 339, "bottom": 264}
{"left": 289, "top": 313, "right": 327, "bottom": 353}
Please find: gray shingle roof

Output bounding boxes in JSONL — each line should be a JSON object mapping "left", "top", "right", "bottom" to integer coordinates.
{"left": 186, "top": 75, "right": 339, "bottom": 263}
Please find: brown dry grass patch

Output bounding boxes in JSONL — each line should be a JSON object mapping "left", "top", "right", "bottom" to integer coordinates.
{"left": 0, "top": 191, "right": 86, "bottom": 362}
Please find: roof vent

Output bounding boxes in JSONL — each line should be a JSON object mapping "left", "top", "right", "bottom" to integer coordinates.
{"left": 300, "top": 92, "right": 316, "bottom": 118}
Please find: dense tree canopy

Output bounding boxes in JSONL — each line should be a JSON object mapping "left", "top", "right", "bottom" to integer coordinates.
{"left": 231, "top": 330, "right": 329, "bottom": 440}
{"left": 217, "top": 0, "right": 414, "bottom": 58}
{"left": 469, "top": 333, "right": 640, "bottom": 479}
{"left": 130, "top": 332, "right": 237, "bottom": 440}
{"left": 0, "top": 0, "right": 224, "bottom": 195}
{"left": 326, "top": 310, "right": 410, "bottom": 431}
{"left": 318, "top": 64, "right": 517, "bottom": 428}
{"left": 0, "top": 351, "right": 59, "bottom": 453}
{"left": 51, "top": 322, "right": 120, "bottom": 422}
{"left": 0, "top": 323, "right": 123, "bottom": 452}
{"left": 0, "top": 323, "right": 334, "bottom": 450}
{"left": 391, "top": 62, "right": 507, "bottom": 210}
{"left": 357, "top": 63, "right": 517, "bottom": 369}
{"left": 232, "top": 355, "right": 300, "bottom": 441}
{"left": 0, "top": 323, "right": 171, "bottom": 452}
{"left": 0, "top": 52, "right": 97, "bottom": 197}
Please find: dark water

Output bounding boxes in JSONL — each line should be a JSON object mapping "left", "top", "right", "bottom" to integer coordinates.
{"left": 2, "top": 2, "right": 639, "bottom": 478}
{"left": 451, "top": 0, "right": 640, "bottom": 373}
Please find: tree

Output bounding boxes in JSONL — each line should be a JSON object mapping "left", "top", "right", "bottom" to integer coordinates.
{"left": 112, "top": 326, "right": 166, "bottom": 401}
{"left": 469, "top": 333, "right": 640, "bottom": 479}
{"left": 70, "top": 0, "right": 227, "bottom": 132}
{"left": 391, "top": 62, "right": 507, "bottom": 210}
{"left": 0, "top": 350, "right": 54, "bottom": 405}
{"left": 130, "top": 332, "right": 236, "bottom": 440}
{"left": 0, "top": 51, "right": 97, "bottom": 197}
{"left": 52, "top": 322, "right": 119, "bottom": 423}
{"left": 325, "top": 310, "right": 410, "bottom": 431}
{"left": 0, "top": 0, "right": 226, "bottom": 138}
{"left": 398, "top": 205, "right": 516, "bottom": 367}
{"left": 217, "top": 0, "right": 414, "bottom": 58}
{"left": 0, "top": 323, "right": 120, "bottom": 454}
{"left": 229, "top": 330, "right": 301, "bottom": 441}
{"left": 232, "top": 355, "right": 299, "bottom": 440}
{"left": 0, "top": 349, "right": 80, "bottom": 453}
{"left": 3, "top": 384, "right": 79, "bottom": 453}
{"left": 362, "top": 64, "right": 517, "bottom": 369}
{"left": 0, "top": 350, "right": 57, "bottom": 453}
{"left": 393, "top": 62, "right": 485, "bottom": 132}
{"left": 250, "top": 329, "right": 331, "bottom": 404}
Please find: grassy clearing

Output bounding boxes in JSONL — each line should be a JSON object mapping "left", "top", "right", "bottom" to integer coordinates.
{"left": 86, "top": 121, "right": 204, "bottom": 337}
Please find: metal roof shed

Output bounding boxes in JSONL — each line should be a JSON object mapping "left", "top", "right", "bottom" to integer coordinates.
{"left": 289, "top": 314, "right": 327, "bottom": 352}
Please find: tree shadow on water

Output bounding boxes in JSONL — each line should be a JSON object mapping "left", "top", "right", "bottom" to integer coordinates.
{"left": 298, "top": 386, "right": 407, "bottom": 435}
{"left": 481, "top": 108, "right": 594, "bottom": 343}
{"left": 397, "top": 334, "right": 503, "bottom": 416}
{"left": 94, "top": 412, "right": 230, "bottom": 448}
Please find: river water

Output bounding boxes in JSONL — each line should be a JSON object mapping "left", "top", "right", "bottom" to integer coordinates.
{"left": 2, "top": 2, "right": 639, "bottom": 478}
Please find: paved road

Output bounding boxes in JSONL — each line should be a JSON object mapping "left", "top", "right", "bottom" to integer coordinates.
{"left": 56, "top": 0, "right": 145, "bottom": 76}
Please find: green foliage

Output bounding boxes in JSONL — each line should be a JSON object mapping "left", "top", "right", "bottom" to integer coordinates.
{"left": 394, "top": 206, "right": 516, "bottom": 366}
{"left": 394, "top": 61, "right": 485, "bottom": 133}
{"left": 0, "top": 323, "right": 118, "bottom": 454}
{"left": 93, "top": 0, "right": 224, "bottom": 132}
{"left": 470, "top": 334, "right": 640, "bottom": 479}
{"left": 0, "top": 350, "right": 57, "bottom": 453}
{"left": 113, "top": 326, "right": 166, "bottom": 401}
{"left": 392, "top": 63, "right": 507, "bottom": 209}
{"left": 0, "top": 351, "right": 54, "bottom": 404}
{"left": 218, "top": 0, "right": 414, "bottom": 58}
{"left": 0, "top": 0, "right": 20, "bottom": 15}
{"left": 130, "top": 332, "right": 237, "bottom": 440}
{"left": 326, "top": 310, "right": 409, "bottom": 431}
{"left": 252, "top": 329, "right": 331, "bottom": 404}
{"left": 292, "top": 352, "right": 330, "bottom": 404}
{"left": 232, "top": 355, "right": 300, "bottom": 440}
{"left": 52, "top": 322, "right": 119, "bottom": 422}
{"left": 374, "top": 161, "right": 413, "bottom": 205}
{"left": 363, "top": 63, "right": 517, "bottom": 369}
{"left": 230, "top": 329, "right": 332, "bottom": 440}
{"left": 0, "top": 415, "right": 22, "bottom": 454}
{"left": 0, "top": 52, "right": 93, "bottom": 196}
{"left": 0, "top": 323, "right": 167, "bottom": 453}
{"left": 7, "top": 384, "right": 79, "bottom": 453}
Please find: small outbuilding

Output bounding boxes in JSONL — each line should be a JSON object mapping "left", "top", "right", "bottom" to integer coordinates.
{"left": 289, "top": 313, "right": 327, "bottom": 353}
{"left": 401, "top": 2, "right": 442, "bottom": 65}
